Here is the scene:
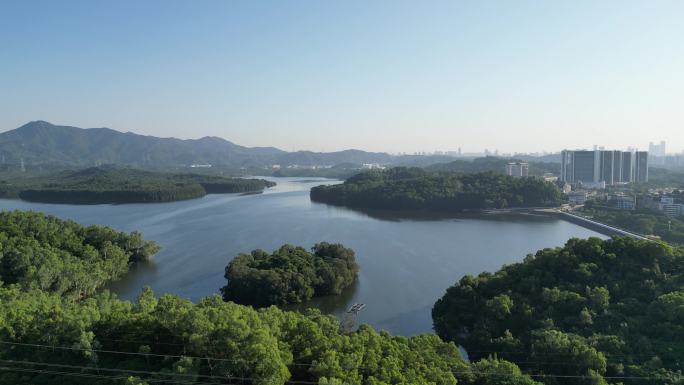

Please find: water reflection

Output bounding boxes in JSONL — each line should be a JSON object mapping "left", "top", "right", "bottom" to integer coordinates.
{"left": 285, "top": 279, "right": 360, "bottom": 315}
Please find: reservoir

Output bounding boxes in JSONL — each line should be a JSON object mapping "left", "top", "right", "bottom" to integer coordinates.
{"left": 0, "top": 177, "right": 605, "bottom": 335}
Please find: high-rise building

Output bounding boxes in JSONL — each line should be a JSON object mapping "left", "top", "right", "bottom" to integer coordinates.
{"left": 561, "top": 150, "right": 600, "bottom": 184}
{"left": 621, "top": 151, "right": 634, "bottom": 183}
{"left": 560, "top": 149, "right": 648, "bottom": 185}
{"left": 505, "top": 162, "right": 529, "bottom": 177}
{"left": 574, "top": 150, "right": 600, "bottom": 183}
{"left": 635, "top": 151, "right": 648, "bottom": 183}
{"left": 649, "top": 141, "right": 666, "bottom": 157}
{"left": 560, "top": 150, "right": 574, "bottom": 183}
{"left": 599, "top": 151, "right": 617, "bottom": 185}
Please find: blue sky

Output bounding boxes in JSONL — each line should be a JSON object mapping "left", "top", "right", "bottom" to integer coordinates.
{"left": 1, "top": 0, "right": 683, "bottom": 153}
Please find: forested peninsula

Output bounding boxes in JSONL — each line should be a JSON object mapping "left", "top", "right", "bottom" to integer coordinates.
{"left": 0, "top": 166, "right": 275, "bottom": 204}
{"left": 0, "top": 210, "right": 541, "bottom": 385}
{"left": 221, "top": 243, "right": 359, "bottom": 307}
{"left": 310, "top": 168, "right": 562, "bottom": 211}
{"left": 0, "top": 210, "right": 159, "bottom": 298}
{"left": 433, "top": 237, "right": 684, "bottom": 384}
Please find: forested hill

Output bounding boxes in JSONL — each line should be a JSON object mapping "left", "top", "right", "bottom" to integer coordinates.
{"left": 433, "top": 237, "right": 684, "bottom": 384}
{"left": 1, "top": 166, "right": 275, "bottom": 204}
{"left": 0, "top": 210, "right": 541, "bottom": 385}
{"left": 0, "top": 121, "right": 393, "bottom": 169}
{"left": 426, "top": 156, "right": 560, "bottom": 176}
{"left": 310, "top": 168, "right": 562, "bottom": 211}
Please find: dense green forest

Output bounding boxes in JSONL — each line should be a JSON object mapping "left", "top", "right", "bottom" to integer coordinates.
{"left": 221, "top": 243, "right": 359, "bottom": 306}
{"left": 0, "top": 166, "right": 275, "bottom": 204}
{"left": 433, "top": 237, "right": 684, "bottom": 384}
{"left": 271, "top": 163, "right": 362, "bottom": 179}
{"left": 426, "top": 156, "right": 560, "bottom": 176}
{"left": 0, "top": 288, "right": 543, "bottom": 385}
{"left": 580, "top": 202, "right": 684, "bottom": 244}
{"left": 0, "top": 211, "right": 159, "bottom": 298}
{"left": 310, "top": 168, "right": 562, "bottom": 211}
{"left": 0, "top": 210, "right": 541, "bottom": 385}
{"left": 268, "top": 157, "right": 561, "bottom": 180}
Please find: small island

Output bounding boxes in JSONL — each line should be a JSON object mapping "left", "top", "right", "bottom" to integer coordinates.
{"left": 310, "top": 168, "right": 562, "bottom": 211}
{"left": 221, "top": 242, "right": 359, "bottom": 307}
{"left": 2, "top": 166, "right": 275, "bottom": 204}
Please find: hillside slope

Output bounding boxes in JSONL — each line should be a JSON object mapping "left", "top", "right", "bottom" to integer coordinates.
{"left": 0, "top": 121, "right": 393, "bottom": 169}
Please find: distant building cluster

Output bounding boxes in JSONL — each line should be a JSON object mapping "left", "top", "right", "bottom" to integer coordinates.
{"left": 568, "top": 191, "right": 588, "bottom": 205}
{"left": 647, "top": 140, "right": 684, "bottom": 167}
{"left": 608, "top": 193, "right": 636, "bottom": 210}
{"left": 362, "top": 163, "right": 386, "bottom": 170}
{"left": 659, "top": 197, "right": 683, "bottom": 217}
{"left": 505, "top": 162, "right": 529, "bottom": 177}
{"left": 655, "top": 154, "right": 684, "bottom": 167}
{"left": 560, "top": 150, "right": 648, "bottom": 187}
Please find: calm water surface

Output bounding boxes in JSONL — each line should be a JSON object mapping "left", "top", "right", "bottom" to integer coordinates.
{"left": 0, "top": 177, "right": 605, "bottom": 335}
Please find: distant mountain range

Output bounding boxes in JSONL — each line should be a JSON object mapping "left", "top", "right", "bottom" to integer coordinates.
{"left": 0, "top": 121, "right": 394, "bottom": 169}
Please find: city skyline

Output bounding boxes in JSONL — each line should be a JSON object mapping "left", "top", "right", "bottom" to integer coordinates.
{"left": 2, "top": 1, "right": 684, "bottom": 153}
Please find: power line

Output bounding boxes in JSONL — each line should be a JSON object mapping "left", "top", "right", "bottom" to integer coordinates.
{"left": 0, "top": 366, "right": 229, "bottom": 385}
{"left": 0, "top": 340, "right": 671, "bottom": 382}
{"left": 466, "top": 348, "right": 677, "bottom": 360}
{"left": 0, "top": 359, "right": 278, "bottom": 384}
{"left": 0, "top": 358, "right": 667, "bottom": 382}
{"left": 1, "top": 338, "right": 672, "bottom": 371}
{"left": 0, "top": 340, "right": 262, "bottom": 367}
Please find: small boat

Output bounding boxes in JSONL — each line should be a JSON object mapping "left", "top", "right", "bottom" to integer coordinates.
{"left": 347, "top": 303, "right": 366, "bottom": 314}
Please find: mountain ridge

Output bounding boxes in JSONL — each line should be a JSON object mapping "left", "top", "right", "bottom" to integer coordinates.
{"left": 0, "top": 121, "right": 393, "bottom": 169}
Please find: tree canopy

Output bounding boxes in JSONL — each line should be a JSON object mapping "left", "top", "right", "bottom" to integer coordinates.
{"left": 426, "top": 156, "right": 560, "bottom": 176}
{"left": 310, "top": 168, "right": 562, "bottom": 211}
{"left": 0, "top": 211, "right": 542, "bottom": 385}
{"left": 221, "top": 243, "right": 359, "bottom": 307}
{"left": 1, "top": 286, "right": 544, "bottom": 385}
{"left": 433, "top": 237, "right": 684, "bottom": 384}
{"left": 0, "top": 210, "right": 159, "bottom": 298}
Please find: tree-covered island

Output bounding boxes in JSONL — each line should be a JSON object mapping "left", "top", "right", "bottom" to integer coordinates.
{"left": 221, "top": 243, "right": 359, "bottom": 307}
{"left": 0, "top": 166, "right": 275, "bottom": 204}
{"left": 310, "top": 168, "right": 562, "bottom": 211}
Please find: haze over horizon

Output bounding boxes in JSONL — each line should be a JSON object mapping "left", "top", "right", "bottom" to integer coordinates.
{"left": 2, "top": 1, "right": 683, "bottom": 154}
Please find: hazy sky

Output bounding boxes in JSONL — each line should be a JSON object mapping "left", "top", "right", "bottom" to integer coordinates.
{"left": 1, "top": 1, "right": 683, "bottom": 154}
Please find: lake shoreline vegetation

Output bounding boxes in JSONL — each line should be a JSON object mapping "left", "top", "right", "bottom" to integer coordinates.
{"left": 310, "top": 168, "right": 563, "bottom": 212}
{"left": 0, "top": 165, "right": 275, "bottom": 204}
{"left": 0, "top": 209, "right": 543, "bottom": 385}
